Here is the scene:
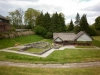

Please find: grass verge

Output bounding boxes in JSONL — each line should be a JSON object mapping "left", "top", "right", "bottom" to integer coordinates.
{"left": 0, "top": 49, "right": 100, "bottom": 63}
{"left": 0, "top": 66, "right": 100, "bottom": 75}
{"left": 26, "top": 48, "right": 45, "bottom": 53}
{"left": 75, "top": 46, "right": 95, "bottom": 48}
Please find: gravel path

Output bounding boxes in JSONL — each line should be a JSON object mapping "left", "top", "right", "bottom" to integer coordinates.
{"left": 0, "top": 61, "right": 100, "bottom": 68}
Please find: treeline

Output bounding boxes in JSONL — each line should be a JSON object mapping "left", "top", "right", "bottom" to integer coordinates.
{"left": 67, "top": 13, "right": 100, "bottom": 36}
{"left": 34, "top": 12, "right": 66, "bottom": 38}
{"left": 7, "top": 8, "right": 100, "bottom": 38}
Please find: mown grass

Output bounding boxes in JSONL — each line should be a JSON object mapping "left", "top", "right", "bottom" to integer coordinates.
{"left": 0, "top": 49, "right": 100, "bottom": 63}
{"left": 92, "top": 36, "right": 100, "bottom": 48}
{"left": 0, "top": 66, "right": 100, "bottom": 75}
{"left": 0, "top": 35, "right": 43, "bottom": 49}
{"left": 92, "top": 36, "right": 100, "bottom": 41}
{"left": 41, "top": 39, "right": 53, "bottom": 44}
{"left": 26, "top": 48, "right": 44, "bottom": 53}
{"left": 76, "top": 46, "right": 95, "bottom": 48}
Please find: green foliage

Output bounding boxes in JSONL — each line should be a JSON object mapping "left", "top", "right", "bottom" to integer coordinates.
{"left": 8, "top": 8, "right": 24, "bottom": 28}
{"left": 75, "top": 13, "right": 80, "bottom": 25}
{"left": 80, "top": 14, "right": 90, "bottom": 34}
{"left": 89, "top": 25, "right": 97, "bottom": 36}
{"left": 24, "top": 8, "right": 40, "bottom": 29}
{"left": 36, "top": 12, "right": 66, "bottom": 32}
{"left": 68, "top": 19, "right": 74, "bottom": 31}
{"left": 74, "top": 25, "right": 80, "bottom": 33}
{"left": 45, "top": 32, "right": 53, "bottom": 39}
{"left": 50, "top": 12, "right": 66, "bottom": 32}
{"left": 34, "top": 26, "right": 46, "bottom": 37}
{"left": 94, "top": 16, "right": 100, "bottom": 30}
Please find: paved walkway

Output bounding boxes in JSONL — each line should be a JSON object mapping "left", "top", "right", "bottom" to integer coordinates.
{"left": 0, "top": 45, "right": 100, "bottom": 57}
{"left": 0, "top": 61, "right": 100, "bottom": 68}
{"left": 0, "top": 45, "right": 76, "bottom": 57}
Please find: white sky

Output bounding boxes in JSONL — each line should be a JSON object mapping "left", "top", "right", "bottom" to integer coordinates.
{"left": 0, "top": 0, "right": 100, "bottom": 24}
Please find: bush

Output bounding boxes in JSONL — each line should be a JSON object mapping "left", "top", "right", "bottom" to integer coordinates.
{"left": 34, "top": 26, "right": 46, "bottom": 37}
{"left": 45, "top": 32, "right": 53, "bottom": 39}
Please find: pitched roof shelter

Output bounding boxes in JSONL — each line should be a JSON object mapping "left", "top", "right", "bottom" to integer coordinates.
{"left": 53, "top": 31, "right": 93, "bottom": 45}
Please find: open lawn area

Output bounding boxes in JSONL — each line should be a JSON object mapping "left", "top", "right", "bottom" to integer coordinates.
{"left": 0, "top": 49, "right": 100, "bottom": 63}
{"left": 0, "top": 66, "right": 100, "bottom": 75}
{"left": 75, "top": 46, "right": 95, "bottom": 48}
{"left": 92, "top": 36, "right": 100, "bottom": 48}
{"left": 26, "top": 48, "right": 45, "bottom": 53}
{"left": 0, "top": 35, "right": 43, "bottom": 49}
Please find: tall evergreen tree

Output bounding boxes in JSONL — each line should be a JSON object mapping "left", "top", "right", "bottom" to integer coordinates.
{"left": 94, "top": 16, "right": 100, "bottom": 30}
{"left": 58, "top": 13, "right": 66, "bottom": 32}
{"left": 43, "top": 12, "right": 51, "bottom": 30}
{"left": 79, "top": 14, "right": 90, "bottom": 34}
{"left": 68, "top": 19, "right": 74, "bottom": 31}
{"left": 35, "top": 12, "right": 44, "bottom": 27}
{"left": 74, "top": 13, "right": 80, "bottom": 26}
{"left": 50, "top": 12, "right": 59, "bottom": 32}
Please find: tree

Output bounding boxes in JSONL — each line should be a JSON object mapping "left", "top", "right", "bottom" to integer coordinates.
{"left": 57, "top": 13, "right": 66, "bottom": 32}
{"left": 36, "top": 12, "right": 44, "bottom": 27}
{"left": 50, "top": 12, "right": 59, "bottom": 32}
{"left": 74, "top": 25, "right": 80, "bottom": 33}
{"left": 79, "top": 14, "right": 90, "bottom": 34}
{"left": 50, "top": 12, "right": 66, "bottom": 32}
{"left": 43, "top": 12, "right": 51, "bottom": 30}
{"left": 24, "top": 8, "right": 40, "bottom": 29}
{"left": 74, "top": 13, "right": 80, "bottom": 26}
{"left": 94, "top": 16, "right": 100, "bottom": 30}
{"left": 68, "top": 19, "right": 74, "bottom": 31}
{"left": 34, "top": 26, "right": 46, "bottom": 37}
{"left": 8, "top": 8, "right": 24, "bottom": 28}
{"left": 89, "top": 25, "right": 97, "bottom": 36}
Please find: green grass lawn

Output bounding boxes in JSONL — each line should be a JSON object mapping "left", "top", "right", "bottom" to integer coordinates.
{"left": 0, "top": 49, "right": 100, "bottom": 63}
{"left": 92, "top": 36, "right": 100, "bottom": 48}
{"left": 41, "top": 39, "right": 53, "bottom": 44}
{"left": 76, "top": 46, "right": 95, "bottom": 48}
{"left": 0, "top": 35, "right": 43, "bottom": 49}
{"left": 26, "top": 48, "right": 45, "bottom": 53}
{"left": 0, "top": 66, "right": 100, "bottom": 75}
{"left": 92, "top": 36, "right": 100, "bottom": 41}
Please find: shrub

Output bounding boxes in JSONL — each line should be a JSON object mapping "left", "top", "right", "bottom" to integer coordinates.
{"left": 34, "top": 26, "right": 46, "bottom": 37}
{"left": 45, "top": 32, "right": 53, "bottom": 39}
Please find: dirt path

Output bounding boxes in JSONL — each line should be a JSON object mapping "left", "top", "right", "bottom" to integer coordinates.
{"left": 0, "top": 61, "right": 100, "bottom": 68}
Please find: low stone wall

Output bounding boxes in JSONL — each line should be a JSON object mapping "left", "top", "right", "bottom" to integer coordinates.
{"left": 20, "top": 42, "right": 52, "bottom": 55}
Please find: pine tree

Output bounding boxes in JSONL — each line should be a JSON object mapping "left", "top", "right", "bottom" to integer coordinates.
{"left": 68, "top": 19, "right": 74, "bottom": 31}
{"left": 36, "top": 12, "right": 44, "bottom": 27}
{"left": 80, "top": 14, "right": 90, "bottom": 34}
{"left": 94, "top": 16, "right": 100, "bottom": 30}
{"left": 43, "top": 12, "right": 51, "bottom": 30}
{"left": 50, "top": 12, "right": 59, "bottom": 32}
{"left": 58, "top": 13, "right": 66, "bottom": 32}
{"left": 74, "top": 13, "right": 80, "bottom": 26}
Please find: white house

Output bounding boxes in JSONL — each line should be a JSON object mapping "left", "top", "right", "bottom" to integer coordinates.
{"left": 53, "top": 31, "right": 93, "bottom": 45}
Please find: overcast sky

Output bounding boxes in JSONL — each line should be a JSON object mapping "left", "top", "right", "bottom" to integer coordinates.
{"left": 0, "top": 0, "right": 100, "bottom": 24}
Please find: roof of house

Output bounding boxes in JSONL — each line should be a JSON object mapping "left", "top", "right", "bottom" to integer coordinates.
{"left": 53, "top": 32, "right": 76, "bottom": 41}
{"left": 0, "top": 15, "right": 10, "bottom": 20}
{"left": 53, "top": 31, "right": 92, "bottom": 41}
